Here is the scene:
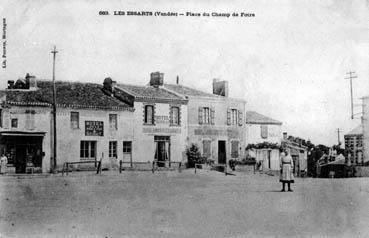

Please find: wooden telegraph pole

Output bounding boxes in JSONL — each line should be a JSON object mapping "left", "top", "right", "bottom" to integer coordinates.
{"left": 345, "top": 71, "right": 357, "bottom": 119}
{"left": 51, "top": 46, "right": 58, "bottom": 173}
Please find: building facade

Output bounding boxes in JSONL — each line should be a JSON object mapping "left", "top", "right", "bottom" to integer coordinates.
{"left": 0, "top": 76, "right": 134, "bottom": 173}
{"left": 344, "top": 125, "right": 363, "bottom": 165}
{"left": 103, "top": 73, "right": 188, "bottom": 166}
{"left": 245, "top": 111, "right": 282, "bottom": 170}
{"left": 164, "top": 79, "right": 246, "bottom": 165}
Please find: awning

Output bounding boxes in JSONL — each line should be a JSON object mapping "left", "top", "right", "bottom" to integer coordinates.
{"left": 0, "top": 131, "right": 46, "bottom": 137}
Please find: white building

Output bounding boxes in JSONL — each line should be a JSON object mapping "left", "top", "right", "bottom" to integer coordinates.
{"left": 245, "top": 111, "right": 282, "bottom": 170}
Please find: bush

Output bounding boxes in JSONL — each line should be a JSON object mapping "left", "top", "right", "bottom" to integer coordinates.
{"left": 186, "top": 144, "right": 206, "bottom": 168}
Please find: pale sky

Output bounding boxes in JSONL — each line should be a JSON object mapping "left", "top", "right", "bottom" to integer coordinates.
{"left": 1, "top": 0, "right": 369, "bottom": 145}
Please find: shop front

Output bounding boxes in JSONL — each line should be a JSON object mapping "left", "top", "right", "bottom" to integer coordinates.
{"left": 0, "top": 131, "right": 45, "bottom": 173}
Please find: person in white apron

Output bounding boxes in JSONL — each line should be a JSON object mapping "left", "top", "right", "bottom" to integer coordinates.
{"left": 280, "top": 151, "right": 294, "bottom": 192}
{"left": 0, "top": 154, "right": 8, "bottom": 174}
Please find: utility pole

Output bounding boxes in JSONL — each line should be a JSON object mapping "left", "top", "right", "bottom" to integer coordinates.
{"left": 51, "top": 46, "right": 58, "bottom": 173}
{"left": 345, "top": 71, "right": 358, "bottom": 119}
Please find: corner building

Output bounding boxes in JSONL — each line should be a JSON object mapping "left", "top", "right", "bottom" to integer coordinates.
{"left": 103, "top": 73, "right": 188, "bottom": 166}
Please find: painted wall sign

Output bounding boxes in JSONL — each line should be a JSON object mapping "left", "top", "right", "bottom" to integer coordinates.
{"left": 85, "top": 121, "right": 104, "bottom": 136}
{"left": 194, "top": 128, "right": 240, "bottom": 137}
{"left": 143, "top": 127, "right": 181, "bottom": 134}
{"left": 154, "top": 115, "right": 169, "bottom": 124}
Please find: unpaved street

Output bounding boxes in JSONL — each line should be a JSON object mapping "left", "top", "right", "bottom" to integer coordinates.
{"left": 1, "top": 170, "right": 369, "bottom": 238}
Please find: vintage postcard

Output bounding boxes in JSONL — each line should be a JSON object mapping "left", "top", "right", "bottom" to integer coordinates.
{"left": 0, "top": 0, "right": 368, "bottom": 237}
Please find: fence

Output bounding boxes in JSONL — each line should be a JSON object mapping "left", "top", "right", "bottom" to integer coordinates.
{"left": 62, "top": 160, "right": 102, "bottom": 176}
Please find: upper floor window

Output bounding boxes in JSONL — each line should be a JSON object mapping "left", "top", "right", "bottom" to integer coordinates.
{"left": 227, "top": 108, "right": 243, "bottom": 126}
{"left": 144, "top": 105, "right": 154, "bottom": 125}
{"left": 11, "top": 118, "right": 18, "bottom": 128}
{"left": 198, "top": 107, "right": 214, "bottom": 125}
{"left": 261, "top": 125, "right": 268, "bottom": 139}
{"left": 109, "top": 114, "right": 118, "bottom": 130}
{"left": 170, "top": 106, "right": 180, "bottom": 126}
{"left": 231, "top": 109, "right": 238, "bottom": 125}
{"left": 25, "top": 110, "right": 35, "bottom": 130}
{"left": 71, "top": 112, "right": 79, "bottom": 129}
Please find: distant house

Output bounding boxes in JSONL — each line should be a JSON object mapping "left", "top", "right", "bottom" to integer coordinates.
{"left": 245, "top": 111, "right": 282, "bottom": 171}
{"left": 344, "top": 125, "right": 363, "bottom": 165}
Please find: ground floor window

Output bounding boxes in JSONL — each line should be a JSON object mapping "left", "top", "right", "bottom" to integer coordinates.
{"left": 231, "top": 141, "right": 239, "bottom": 158}
{"left": 109, "top": 141, "right": 117, "bottom": 158}
{"left": 80, "top": 141, "right": 96, "bottom": 159}
{"left": 202, "top": 140, "right": 211, "bottom": 158}
{"left": 123, "top": 141, "right": 132, "bottom": 153}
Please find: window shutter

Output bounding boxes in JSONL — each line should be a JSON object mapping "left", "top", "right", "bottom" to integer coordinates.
{"left": 210, "top": 107, "right": 215, "bottom": 125}
{"left": 198, "top": 107, "right": 203, "bottom": 124}
{"left": 238, "top": 111, "right": 243, "bottom": 126}
{"left": 169, "top": 106, "right": 173, "bottom": 125}
{"left": 227, "top": 108, "right": 231, "bottom": 125}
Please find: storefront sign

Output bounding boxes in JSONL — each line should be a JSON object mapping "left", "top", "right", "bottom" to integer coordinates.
{"left": 143, "top": 127, "right": 181, "bottom": 134}
{"left": 85, "top": 121, "right": 104, "bottom": 136}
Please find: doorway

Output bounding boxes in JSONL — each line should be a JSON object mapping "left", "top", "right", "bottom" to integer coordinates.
{"left": 218, "top": 140, "right": 226, "bottom": 164}
{"left": 154, "top": 136, "right": 170, "bottom": 167}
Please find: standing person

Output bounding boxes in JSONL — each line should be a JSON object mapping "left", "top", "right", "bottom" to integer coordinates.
{"left": 280, "top": 150, "right": 294, "bottom": 192}
{"left": 0, "top": 154, "right": 8, "bottom": 174}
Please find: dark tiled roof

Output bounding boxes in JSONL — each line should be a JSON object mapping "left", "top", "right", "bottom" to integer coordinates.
{"left": 164, "top": 84, "right": 221, "bottom": 98}
{"left": 345, "top": 125, "right": 362, "bottom": 136}
{"left": 2, "top": 81, "right": 133, "bottom": 110}
{"left": 246, "top": 111, "right": 282, "bottom": 125}
{"left": 116, "top": 83, "right": 187, "bottom": 103}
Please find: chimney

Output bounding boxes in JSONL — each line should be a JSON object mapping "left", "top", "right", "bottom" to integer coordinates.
{"left": 7, "top": 80, "right": 14, "bottom": 89}
{"left": 150, "top": 72, "right": 164, "bottom": 88}
{"left": 212, "top": 78, "right": 228, "bottom": 97}
{"left": 283, "top": 132, "right": 287, "bottom": 140}
{"left": 26, "top": 73, "right": 37, "bottom": 90}
{"left": 103, "top": 77, "right": 113, "bottom": 93}
{"left": 176, "top": 75, "right": 179, "bottom": 85}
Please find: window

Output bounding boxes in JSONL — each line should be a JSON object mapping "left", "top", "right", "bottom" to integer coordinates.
{"left": 11, "top": 118, "right": 18, "bottom": 128}
{"left": 109, "top": 141, "right": 117, "bottom": 158}
{"left": 231, "top": 141, "right": 239, "bottom": 158}
{"left": 144, "top": 105, "right": 154, "bottom": 124}
{"left": 25, "top": 110, "right": 35, "bottom": 130}
{"left": 123, "top": 141, "right": 132, "bottom": 153}
{"left": 261, "top": 125, "right": 268, "bottom": 139}
{"left": 203, "top": 140, "right": 211, "bottom": 158}
{"left": 170, "top": 106, "right": 180, "bottom": 126}
{"left": 80, "top": 141, "right": 96, "bottom": 159}
{"left": 231, "top": 109, "right": 238, "bottom": 125}
{"left": 109, "top": 114, "right": 118, "bottom": 130}
{"left": 0, "top": 109, "right": 2, "bottom": 127}
{"left": 71, "top": 112, "right": 79, "bottom": 129}
{"left": 199, "top": 107, "right": 214, "bottom": 125}
{"left": 203, "top": 107, "right": 210, "bottom": 124}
